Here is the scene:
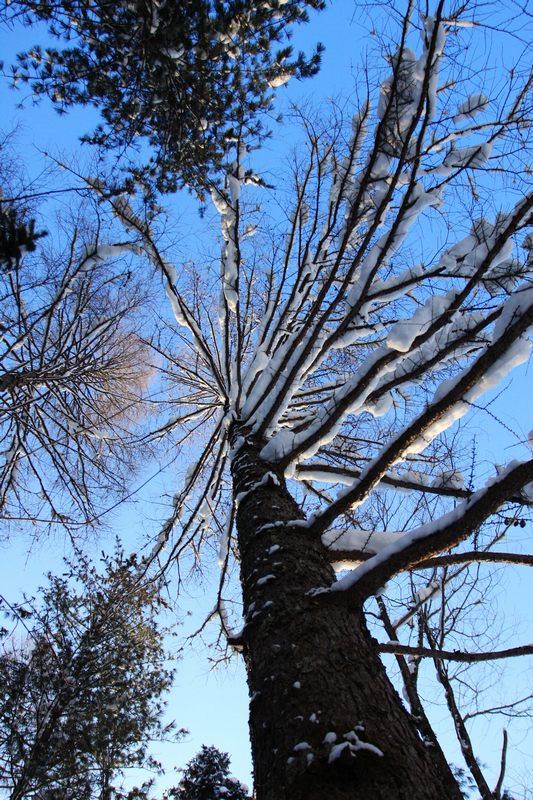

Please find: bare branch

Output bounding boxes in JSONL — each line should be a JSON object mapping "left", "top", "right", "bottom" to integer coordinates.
{"left": 493, "top": 729, "right": 509, "bottom": 800}
{"left": 377, "top": 642, "right": 533, "bottom": 663}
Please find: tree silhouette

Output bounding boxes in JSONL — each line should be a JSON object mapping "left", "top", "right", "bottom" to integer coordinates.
{"left": 169, "top": 745, "right": 249, "bottom": 800}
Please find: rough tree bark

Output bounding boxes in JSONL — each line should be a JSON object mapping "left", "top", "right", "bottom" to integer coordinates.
{"left": 231, "top": 433, "right": 463, "bottom": 800}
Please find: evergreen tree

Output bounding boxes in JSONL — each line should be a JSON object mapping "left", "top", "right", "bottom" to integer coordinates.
{"left": 0, "top": 202, "right": 46, "bottom": 272}
{"left": 0, "top": 131, "right": 47, "bottom": 273}
{"left": 0, "top": 550, "right": 180, "bottom": 799}
{"left": 2, "top": 0, "right": 324, "bottom": 196}
{"left": 169, "top": 746, "right": 249, "bottom": 800}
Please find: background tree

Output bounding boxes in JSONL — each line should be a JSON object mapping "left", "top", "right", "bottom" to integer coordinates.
{"left": 1, "top": 0, "right": 324, "bottom": 196}
{"left": 0, "top": 134, "right": 158, "bottom": 529}
{"left": 0, "top": 201, "right": 46, "bottom": 272}
{"left": 0, "top": 548, "right": 180, "bottom": 800}
{"left": 1, "top": 0, "right": 533, "bottom": 798}
{"left": 167, "top": 745, "right": 249, "bottom": 800}
{"left": 0, "top": 130, "right": 47, "bottom": 272}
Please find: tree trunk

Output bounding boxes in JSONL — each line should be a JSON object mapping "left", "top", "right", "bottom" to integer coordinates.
{"left": 231, "top": 437, "right": 464, "bottom": 800}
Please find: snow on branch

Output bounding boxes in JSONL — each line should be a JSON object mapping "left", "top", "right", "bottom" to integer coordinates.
{"left": 322, "top": 528, "right": 405, "bottom": 568}
{"left": 236, "top": 41, "right": 451, "bottom": 434}
{"left": 417, "top": 551, "right": 533, "bottom": 569}
{"left": 322, "top": 528, "right": 404, "bottom": 555}
{"left": 294, "top": 462, "right": 473, "bottom": 500}
{"left": 261, "top": 189, "right": 531, "bottom": 466}
{"left": 324, "top": 459, "right": 533, "bottom": 602}
{"left": 197, "top": 13, "right": 533, "bottom": 492}
{"left": 307, "top": 283, "right": 533, "bottom": 533}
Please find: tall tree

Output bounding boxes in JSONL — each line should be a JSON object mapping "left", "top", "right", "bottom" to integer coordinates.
{"left": 2, "top": 1, "right": 533, "bottom": 798}
{"left": 0, "top": 549, "right": 179, "bottom": 800}
{"left": 91, "top": 3, "right": 530, "bottom": 796}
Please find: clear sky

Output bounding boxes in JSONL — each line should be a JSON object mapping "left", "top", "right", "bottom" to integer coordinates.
{"left": 1, "top": 1, "right": 532, "bottom": 796}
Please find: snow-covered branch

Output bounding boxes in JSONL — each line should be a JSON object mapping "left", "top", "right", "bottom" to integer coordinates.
{"left": 307, "top": 283, "right": 533, "bottom": 534}
{"left": 326, "top": 459, "right": 533, "bottom": 601}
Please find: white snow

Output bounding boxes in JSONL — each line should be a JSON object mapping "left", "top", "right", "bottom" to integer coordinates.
{"left": 397, "top": 292, "right": 533, "bottom": 457}
{"left": 327, "top": 736, "right": 383, "bottom": 763}
{"left": 493, "top": 287, "right": 533, "bottom": 340}
{"left": 234, "top": 472, "right": 281, "bottom": 506}
{"left": 387, "top": 293, "right": 451, "bottom": 353}
{"left": 443, "top": 141, "right": 492, "bottom": 169}
{"left": 217, "top": 513, "right": 232, "bottom": 567}
{"left": 185, "top": 460, "right": 198, "bottom": 483}
{"left": 256, "top": 574, "right": 276, "bottom": 586}
{"left": 293, "top": 741, "right": 311, "bottom": 751}
{"left": 267, "top": 73, "right": 291, "bottom": 88}
{"left": 416, "top": 581, "right": 439, "bottom": 604}
{"left": 228, "top": 174, "right": 241, "bottom": 203}
{"left": 329, "top": 459, "right": 530, "bottom": 594}
{"left": 294, "top": 466, "right": 353, "bottom": 486}
{"left": 453, "top": 94, "right": 489, "bottom": 122}
{"left": 210, "top": 188, "right": 229, "bottom": 215}
{"left": 328, "top": 742, "right": 351, "bottom": 763}
{"left": 322, "top": 528, "right": 405, "bottom": 555}
{"left": 431, "top": 468, "right": 465, "bottom": 490}
{"left": 80, "top": 242, "right": 138, "bottom": 271}
{"left": 363, "top": 391, "right": 393, "bottom": 418}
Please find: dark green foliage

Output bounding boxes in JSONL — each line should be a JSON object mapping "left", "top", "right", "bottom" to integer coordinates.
{"left": 3, "top": 0, "right": 324, "bottom": 196}
{"left": 0, "top": 202, "right": 47, "bottom": 272}
{"left": 450, "top": 765, "right": 477, "bottom": 799}
{"left": 0, "top": 133, "right": 47, "bottom": 273}
{"left": 451, "top": 763, "right": 517, "bottom": 800}
{"left": 0, "top": 549, "right": 180, "bottom": 799}
{"left": 168, "top": 745, "right": 249, "bottom": 800}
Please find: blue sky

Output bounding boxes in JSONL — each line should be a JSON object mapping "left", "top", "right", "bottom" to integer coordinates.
{"left": 1, "top": 1, "right": 532, "bottom": 795}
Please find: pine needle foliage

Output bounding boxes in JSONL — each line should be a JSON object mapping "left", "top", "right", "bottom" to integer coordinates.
{"left": 3, "top": 0, "right": 325, "bottom": 195}
{"left": 0, "top": 549, "right": 180, "bottom": 800}
{"left": 168, "top": 745, "right": 249, "bottom": 800}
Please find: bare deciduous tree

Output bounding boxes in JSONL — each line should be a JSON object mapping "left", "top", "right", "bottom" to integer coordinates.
{"left": 0, "top": 148, "right": 156, "bottom": 528}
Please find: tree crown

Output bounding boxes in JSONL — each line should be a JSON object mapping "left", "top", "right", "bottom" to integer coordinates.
{"left": 3, "top": 0, "right": 325, "bottom": 195}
